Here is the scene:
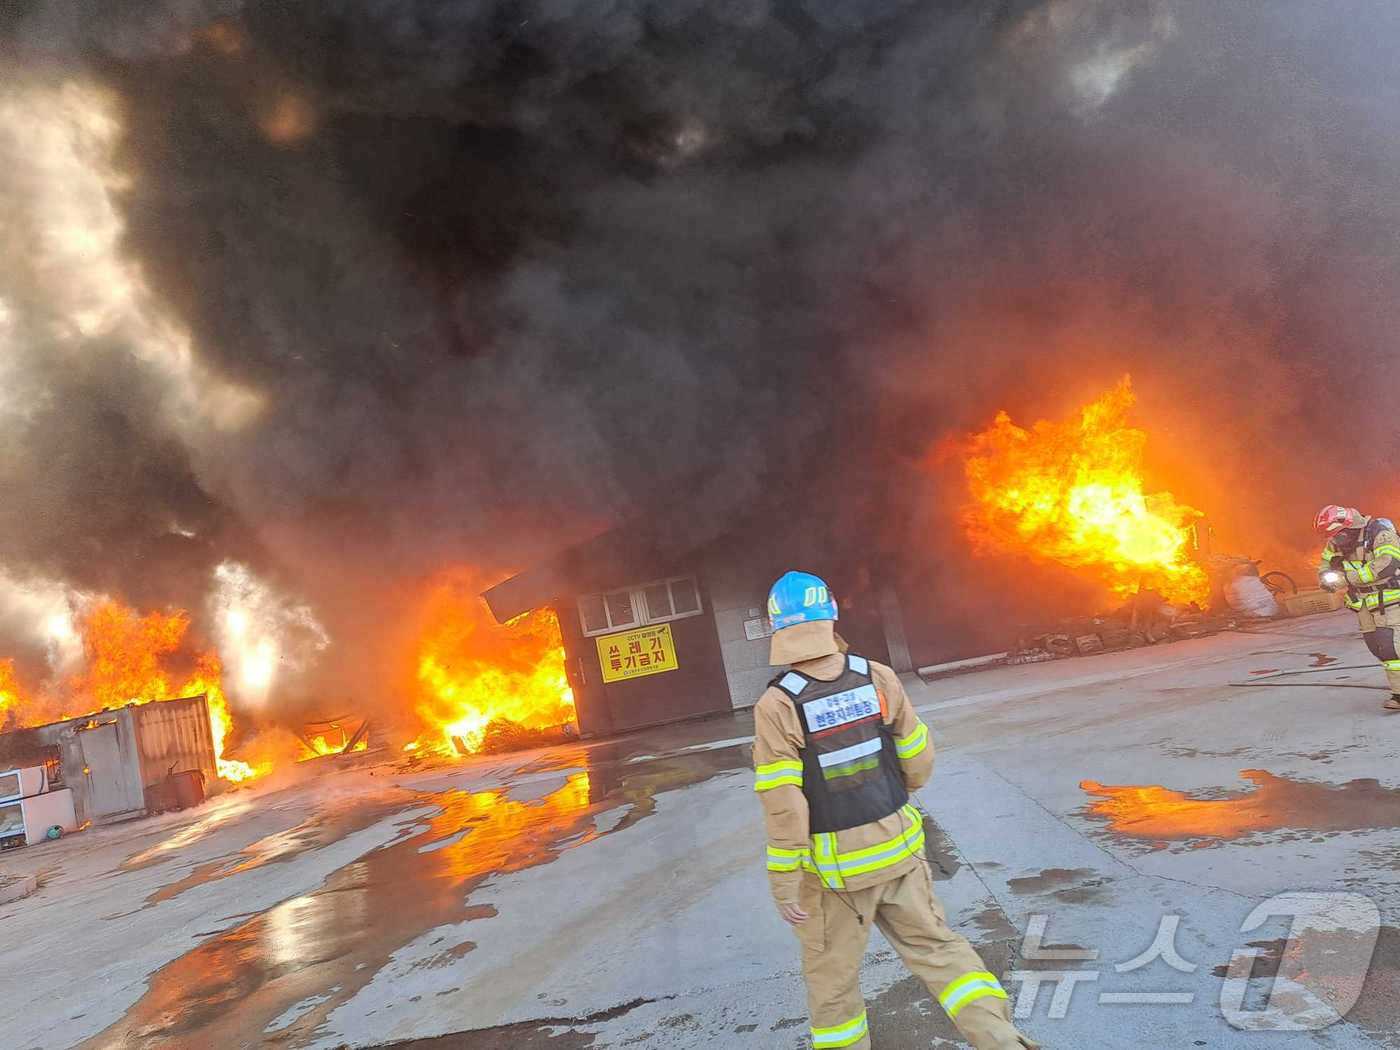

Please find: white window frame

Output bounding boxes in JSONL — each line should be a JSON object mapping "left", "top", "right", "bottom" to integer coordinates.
{"left": 578, "top": 576, "right": 704, "bottom": 638}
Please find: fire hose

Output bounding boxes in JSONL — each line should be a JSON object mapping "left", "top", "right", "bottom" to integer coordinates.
{"left": 1228, "top": 663, "right": 1390, "bottom": 691}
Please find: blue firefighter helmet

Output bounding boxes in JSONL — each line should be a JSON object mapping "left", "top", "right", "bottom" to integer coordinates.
{"left": 768, "top": 571, "right": 838, "bottom": 632}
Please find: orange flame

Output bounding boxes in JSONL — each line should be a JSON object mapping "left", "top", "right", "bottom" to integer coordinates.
{"left": 71, "top": 602, "right": 185, "bottom": 710}
{"left": 305, "top": 735, "right": 338, "bottom": 757}
{"left": 408, "top": 570, "right": 575, "bottom": 756}
{"left": 962, "top": 376, "right": 1209, "bottom": 606}
{"left": 183, "top": 651, "right": 265, "bottom": 784}
{"left": 299, "top": 729, "right": 369, "bottom": 761}
{"left": 0, "top": 658, "right": 30, "bottom": 727}
{"left": 68, "top": 600, "right": 266, "bottom": 783}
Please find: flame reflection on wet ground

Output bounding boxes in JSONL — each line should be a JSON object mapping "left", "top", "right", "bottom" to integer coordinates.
{"left": 1081, "top": 770, "right": 1400, "bottom": 847}
{"left": 85, "top": 743, "right": 748, "bottom": 1048}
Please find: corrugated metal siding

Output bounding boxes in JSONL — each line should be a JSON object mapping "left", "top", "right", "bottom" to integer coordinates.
{"left": 131, "top": 695, "right": 217, "bottom": 788}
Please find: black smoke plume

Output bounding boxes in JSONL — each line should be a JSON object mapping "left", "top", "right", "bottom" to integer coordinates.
{"left": 2, "top": 1, "right": 1397, "bottom": 680}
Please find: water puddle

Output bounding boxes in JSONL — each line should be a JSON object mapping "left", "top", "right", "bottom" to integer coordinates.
{"left": 1006, "top": 867, "right": 1111, "bottom": 904}
{"left": 84, "top": 743, "right": 748, "bottom": 1048}
{"left": 128, "top": 790, "right": 419, "bottom": 910}
{"left": 1081, "top": 770, "right": 1400, "bottom": 847}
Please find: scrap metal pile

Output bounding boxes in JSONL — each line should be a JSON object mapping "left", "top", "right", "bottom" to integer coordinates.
{"left": 1007, "top": 556, "right": 1338, "bottom": 666}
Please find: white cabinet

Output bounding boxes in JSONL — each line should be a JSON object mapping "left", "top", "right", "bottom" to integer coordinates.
{"left": 0, "top": 766, "right": 78, "bottom": 848}
{"left": 20, "top": 789, "right": 76, "bottom": 844}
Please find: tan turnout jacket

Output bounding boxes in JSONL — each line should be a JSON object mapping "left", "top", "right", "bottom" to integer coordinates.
{"left": 753, "top": 652, "right": 934, "bottom": 906}
{"left": 1318, "top": 515, "right": 1400, "bottom": 598}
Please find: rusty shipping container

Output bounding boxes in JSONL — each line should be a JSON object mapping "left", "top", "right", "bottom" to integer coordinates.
{"left": 1, "top": 694, "right": 218, "bottom": 827}
{"left": 130, "top": 694, "right": 217, "bottom": 791}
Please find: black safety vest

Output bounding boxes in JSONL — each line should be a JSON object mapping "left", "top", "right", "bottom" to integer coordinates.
{"left": 770, "top": 653, "right": 909, "bottom": 834}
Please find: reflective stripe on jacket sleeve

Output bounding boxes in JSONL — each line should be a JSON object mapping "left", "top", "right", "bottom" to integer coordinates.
{"left": 754, "top": 759, "right": 803, "bottom": 792}
{"left": 895, "top": 721, "right": 929, "bottom": 759}
{"left": 765, "top": 844, "right": 807, "bottom": 872}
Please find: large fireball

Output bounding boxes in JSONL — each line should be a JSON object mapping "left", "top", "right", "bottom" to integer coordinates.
{"left": 962, "top": 377, "right": 1209, "bottom": 606}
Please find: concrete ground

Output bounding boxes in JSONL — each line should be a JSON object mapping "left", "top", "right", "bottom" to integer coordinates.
{"left": 4, "top": 610, "right": 1400, "bottom": 1049}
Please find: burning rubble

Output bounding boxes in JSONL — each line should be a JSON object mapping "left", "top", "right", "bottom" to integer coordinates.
{"left": 0, "top": 598, "right": 265, "bottom": 783}
{"left": 0, "top": 558, "right": 335, "bottom": 785}
{"left": 962, "top": 376, "right": 1209, "bottom": 608}
{"left": 0, "top": 560, "right": 585, "bottom": 790}
{"left": 299, "top": 716, "right": 371, "bottom": 760}
{"left": 406, "top": 569, "right": 575, "bottom": 758}
{"left": 947, "top": 377, "right": 1303, "bottom": 669}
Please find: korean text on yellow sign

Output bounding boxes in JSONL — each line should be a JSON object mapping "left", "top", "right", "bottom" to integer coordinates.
{"left": 597, "top": 623, "right": 679, "bottom": 683}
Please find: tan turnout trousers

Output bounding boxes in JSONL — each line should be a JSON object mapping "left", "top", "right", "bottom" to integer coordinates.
{"left": 1357, "top": 606, "right": 1400, "bottom": 691}
{"left": 794, "top": 861, "right": 1034, "bottom": 1050}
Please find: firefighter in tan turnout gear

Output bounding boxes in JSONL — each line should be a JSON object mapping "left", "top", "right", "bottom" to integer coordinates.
{"left": 752, "top": 571, "right": 1036, "bottom": 1050}
{"left": 1316, "top": 505, "right": 1400, "bottom": 711}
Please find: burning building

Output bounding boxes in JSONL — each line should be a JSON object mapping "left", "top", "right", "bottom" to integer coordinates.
{"left": 1, "top": 693, "right": 216, "bottom": 836}
{"left": 3, "top": 4, "right": 1400, "bottom": 756}
{"left": 400, "top": 568, "right": 579, "bottom": 756}
{"left": 481, "top": 492, "right": 918, "bottom": 737}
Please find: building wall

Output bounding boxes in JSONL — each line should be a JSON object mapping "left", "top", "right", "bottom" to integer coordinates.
{"left": 558, "top": 571, "right": 737, "bottom": 738}
{"left": 702, "top": 558, "right": 774, "bottom": 710}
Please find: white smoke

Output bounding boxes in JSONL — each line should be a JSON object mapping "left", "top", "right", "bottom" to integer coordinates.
{"left": 0, "top": 572, "right": 85, "bottom": 674}
{"left": 208, "top": 561, "right": 329, "bottom": 708}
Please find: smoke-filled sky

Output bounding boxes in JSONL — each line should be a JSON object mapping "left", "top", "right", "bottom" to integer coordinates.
{"left": 2, "top": 0, "right": 1398, "bottom": 694}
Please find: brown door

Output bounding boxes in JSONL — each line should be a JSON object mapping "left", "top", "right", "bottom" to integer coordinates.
{"left": 557, "top": 602, "right": 610, "bottom": 738}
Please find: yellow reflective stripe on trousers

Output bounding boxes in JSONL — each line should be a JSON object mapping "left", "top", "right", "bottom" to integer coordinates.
{"left": 895, "top": 722, "right": 929, "bottom": 759}
{"left": 811, "top": 1010, "right": 868, "bottom": 1048}
{"left": 766, "top": 844, "right": 806, "bottom": 872}
{"left": 1385, "top": 660, "right": 1400, "bottom": 672}
{"left": 754, "top": 759, "right": 803, "bottom": 792}
{"left": 940, "top": 970, "right": 1009, "bottom": 1019}
{"left": 802, "top": 804, "right": 924, "bottom": 888}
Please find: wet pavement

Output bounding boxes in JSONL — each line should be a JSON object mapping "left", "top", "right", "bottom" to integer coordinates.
{"left": 1080, "top": 770, "right": 1400, "bottom": 846}
{"left": 6, "top": 611, "right": 1400, "bottom": 1048}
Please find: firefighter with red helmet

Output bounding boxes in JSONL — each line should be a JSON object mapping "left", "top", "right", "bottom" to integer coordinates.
{"left": 752, "top": 571, "right": 1036, "bottom": 1049}
{"left": 1316, "top": 505, "right": 1400, "bottom": 710}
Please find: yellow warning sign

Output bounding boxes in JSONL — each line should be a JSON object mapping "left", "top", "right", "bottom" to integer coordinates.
{"left": 596, "top": 623, "right": 679, "bottom": 683}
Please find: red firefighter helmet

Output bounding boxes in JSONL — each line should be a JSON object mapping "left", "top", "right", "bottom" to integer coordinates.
{"left": 1315, "top": 504, "right": 1363, "bottom": 536}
